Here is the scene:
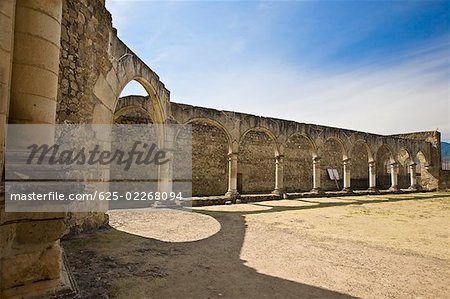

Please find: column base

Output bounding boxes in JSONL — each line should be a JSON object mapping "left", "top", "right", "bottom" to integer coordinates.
{"left": 272, "top": 189, "right": 284, "bottom": 197}
{"left": 310, "top": 188, "right": 324, "bottom": 195}
{"left": 341, "top": 187, "right": 353, "bottom": 193}
{"left": 225, "top": 190, "right": 239, "bottom": 199}
{"left": 407, "top": 185, "right": 420, "bottom": 191}
{"left": 389, "top": 186, "right": 400, "bottom": 192}
{"left": 367, "top": 187, "right": 380, "bottom": 193}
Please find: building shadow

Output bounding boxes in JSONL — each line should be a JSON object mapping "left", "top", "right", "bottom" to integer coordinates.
{"left": 63, "top": 193, "right": 448, "bottom": 298}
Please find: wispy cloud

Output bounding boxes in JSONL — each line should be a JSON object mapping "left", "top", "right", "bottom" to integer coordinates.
{"left": 109, "top": 1, "right": 450, "bottom": 141}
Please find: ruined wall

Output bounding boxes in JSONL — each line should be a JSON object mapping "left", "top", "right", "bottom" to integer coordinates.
{"left": 284, "top": 135, "right": 313, "bottom": 192}
{"left": 191, "top": 123, "right": 228, "bottom": 196}
{"left": 391, "top": 131, "right": 441, "bottom": 190}
{"left": 57, "top": 0, "right": 112, "bottom": 124}
{"left": 239, "top": 131, "right": 276, "bottom": 194}
{"left": 320, "top": 139, "right": 344, "bottom": 191}
{"left": 55, "top": 0, "right": 113, "bottom": 234}
{"left": 0, "top": 0, "right": 15, "bottom": 180}
{"left": 351, "top": 142, "right": 369, "bottom": 190}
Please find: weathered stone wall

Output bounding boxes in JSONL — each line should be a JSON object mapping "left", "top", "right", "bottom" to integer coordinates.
{"left": 239, "top": 130, "right": 276, "bottom": 193}
{"left": 168, "top": 100, "right": 438, "bottom": 195}
{"left": 0, "top": 1, "right": 447, "bottom": 297}
{"left": 56, "top": 0, "right": 113, "bottom": 235}
{"left": 57, "top": 0, "right": 112, "bottom": 124}
{"left": 320, "top": 139, "right": 344, "bottom": 191}
{"left": 351, "top": 142, "right": 369, "bottom": 190}
{"left": 391, "top": 131, "right": 441, "bottom": 190}
{"left": 191, "top": 122, "right": 228, "bottom": 196}
{"left": 284, "top": 135, "right": 314, "bottom": 192}
{"left": 0, "top": 0, "right": 15, "bottom": 181}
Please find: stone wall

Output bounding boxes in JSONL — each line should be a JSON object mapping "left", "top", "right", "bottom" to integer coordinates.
{"left": 0, "top": 1, "right": 447, "bottom": 297}
{"left": 191, "top": 122, "right": 228, "bottom": 196}
{"left": 56, "top": 0, "right": 113, "bottom": 235}
{"left": 167, "top": 100, "right": 440, "bottom": 195}
{"left": 391, "top": 131, "right": 441, "bottom": 190}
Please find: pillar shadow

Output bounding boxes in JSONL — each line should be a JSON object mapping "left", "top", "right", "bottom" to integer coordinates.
{"left": 63, "top": 209, "right": 356, "bottom": 298}
{"left": 63, "top": 193, "right": 449, "bottom": 298}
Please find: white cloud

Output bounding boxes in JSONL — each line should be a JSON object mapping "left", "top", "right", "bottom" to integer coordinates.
{"left": 166, "top": 41, "right": 449, "bottom": 141}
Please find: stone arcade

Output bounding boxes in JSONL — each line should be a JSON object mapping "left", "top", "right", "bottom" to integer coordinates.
{"left": 0, "top": 0, "right": 448, "bottom": 298}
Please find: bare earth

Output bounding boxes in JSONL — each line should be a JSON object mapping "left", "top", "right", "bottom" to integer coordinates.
{"left": 62, "top": 192, "right": 450, "bottom": 299}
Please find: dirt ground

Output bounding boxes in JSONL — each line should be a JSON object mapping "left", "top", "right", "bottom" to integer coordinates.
{"left": 62, "top": 192, "right": 450, "bottom": 299}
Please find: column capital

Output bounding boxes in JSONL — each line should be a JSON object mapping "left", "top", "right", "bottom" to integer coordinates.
{"left": 368, "top": 160, "right": 376, "bottom": 166}
{"left": 312, "top": 156, "right": 321, "bottom": 163}
{"left": 228, "top": 152, "right": 238, "bottom": 158}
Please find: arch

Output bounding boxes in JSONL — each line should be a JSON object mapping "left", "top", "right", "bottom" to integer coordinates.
{"left": 285, "top": 132, "right": 317, "bottom": 157}
{"left": 397, "top": 147, "right": 413, "bottom": 188}
{"left": 240, "top": 126, "right": 279, "bottom": 155}
{"left": 350, "top": 140, "right": 372, "bottom": 190}
{"left": 284, "top": 133, "right": 316, "bottom": 192}
{"left": 323, "top": 136, "right": 348, "bottom": 160}
{"left": 397, "top": 147, "right": 413, "bottom": 165}
{"left": 182, "top": 118, "right": 230, "bottom": 196}
{"left": 113, "top": 105, "right": 152, "bottom": 123}
{"left": 350, "top": 139, "right": 374, "bottom": 162}
{"left": 375, "top": 144, "right": 396, "bottom": 189}
{"left": 184, "top": 117, "right": 233, "bottom": 153}
{"left": 115, "top": 77, "right": 165, "bottom": 125}
{"left": 239, "top": 127, "right": 278, "bottom": 194}
{"left": 376, "top": 143, "right": 396, "bottom": 163}
{"left": 319, "top": 137, "right": 347, "bottom": 191}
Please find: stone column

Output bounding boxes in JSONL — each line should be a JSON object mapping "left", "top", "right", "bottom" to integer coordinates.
{"left": 158, "top": 148, "right": 174, "bottom": 195}
{"left": 272, "top": 155, "right": 284, "bottom": 195}
{"left": 9, "top": 0, "right": 62, "bottom": 126}
{"left": 408, "top": 163, "right": 418, "bottom": 190}
{"left": 225, "top": 152, "right": 239, "bottom": 197}
{"left": 342, "top": 158, "right": 352, "bottom": 192}
{"left": 389, "top": 162, "right": 399, "bottom": 191}
{"left": 0, "top": 0, "right": 16, "bottom": 181}
{"left": 1, "top": 1, "right": 74, "bottom": 298}
{"left": 311, "top": 156, "right": 322, "bottom": 193}
{"left": 368, "top": 161, "right": 378, "bottom": 192}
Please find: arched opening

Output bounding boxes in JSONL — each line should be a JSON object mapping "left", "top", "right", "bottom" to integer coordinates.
{"left": 376, "top": 145, "right": 395, "bottom": 190}
{"left": 109, "top": 80, "right": 160, "bottom": 209}
{"left": 397, "top": 148, "right": 412, "bottom": 189}
{"left": 239, "top": 129, "right": 277, "bottom": 194}
{"left": 350, "top": 141, "right": 370, "bottom": 190}
{"left": 284, "top": 134, "right": 315, "bottom": 192}
{"left": 188, "top": 119, "right": 230, "bottom": 196}
{"left": 115, "top": 80, "right": 155, "bottom": 124}
{"left": 320, "top": 138, "right": 345, "bottom": 191}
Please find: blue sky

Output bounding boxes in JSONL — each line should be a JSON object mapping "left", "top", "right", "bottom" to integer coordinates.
{"left": 107, "top": 0, "right": 450, "bottom": 141}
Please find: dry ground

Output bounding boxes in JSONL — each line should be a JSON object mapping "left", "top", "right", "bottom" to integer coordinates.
{"left": 62, "top": 192, "right": 450, "bottom": 299}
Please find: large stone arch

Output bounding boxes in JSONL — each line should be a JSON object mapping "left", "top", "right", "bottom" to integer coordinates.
{"left": 284, "top": 133, "right": 317, "bottom": 192}
{"left": 92, "top": 37, "right": 170, "bottom": 126}
{"left": 239, "top": 127, "right": 278, "bottom": 194}
{"left": 376, "top": 144, "right": 396, "bottom": 189}
{"left": 318, "top": 136, "right": 347, "bottom": 190}
{"left": 397, "top": 147, "right": 413, "bottom": 189}
{"left": 184, "top": 117, "right": 232, "bottom": 196}
{"left": 350, "top": 140, "right": 374, "bottom": 190}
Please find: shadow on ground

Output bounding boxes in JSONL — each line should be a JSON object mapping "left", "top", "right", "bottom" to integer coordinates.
{"left": 63, "top": 194, "right": 449, "bottom": 298}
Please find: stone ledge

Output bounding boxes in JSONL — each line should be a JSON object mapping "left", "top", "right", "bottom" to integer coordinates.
{"left": 191, "top": 189, "right": 435, "bottom": 206}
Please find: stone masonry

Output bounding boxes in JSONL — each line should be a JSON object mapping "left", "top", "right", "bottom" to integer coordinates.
{"left": 0, "top": 0, "right": 447, "bottom": 298}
